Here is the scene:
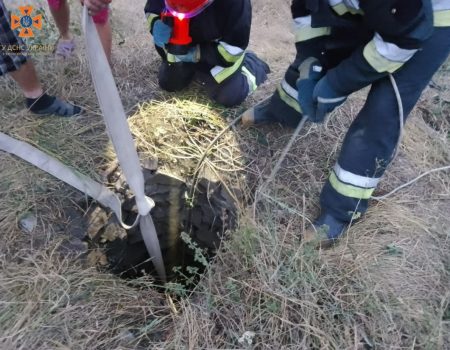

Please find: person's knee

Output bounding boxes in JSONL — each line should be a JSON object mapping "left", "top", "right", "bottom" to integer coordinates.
{"left": 212, "top": 89, "right": 247, "bottom": 107}
{"left": 158, "top": 63, "right": 194, "bottom": 92}
{"left": 211, "top": 54, "right": 269, "bottom": 107}
{"left": 211, "top": 76, "right": 249, "bottom": 107}
{"left": 158, "top": 72, "right": 190, "bottom": 92}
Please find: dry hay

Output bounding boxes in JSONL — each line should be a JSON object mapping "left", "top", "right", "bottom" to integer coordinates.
{"left": 129, "top": 98, "right": 247, "bottom": 194}
{"left": 0, "top": 0, "right": 449, "bottom": 349}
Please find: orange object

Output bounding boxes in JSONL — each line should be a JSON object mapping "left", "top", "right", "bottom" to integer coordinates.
{"left": 169, "top": 15, "right": 191, "bottom": 46}
{"left": 19, "top": 28, "right": 34, "bottom": 38}
{"left": 161, "top": 11, "right": 192, "bottom": 47}
{"left": 32, "top": 14, "right": 43, "bottom": 30}
{"left": 10, "top": 14, "right": 21, "bottom": 30}
{"left": 19, "top": 5, "right": 33, "bottom": 16}
{"left": 10, "top": 5, "right": 44, "bottom": 38}
{"left": 165, "top": 0, "right": 213, "bottom": 18}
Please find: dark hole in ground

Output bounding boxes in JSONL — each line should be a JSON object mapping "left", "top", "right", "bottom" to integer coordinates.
{"left": 70, "top": 170, "right": 239, "bottom": 287}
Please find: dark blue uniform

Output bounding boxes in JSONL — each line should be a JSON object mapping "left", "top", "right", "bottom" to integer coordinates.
{"left": 266, "top": 0, "right": 450, "bottom": 222}
{"left": 145, "top": 0, "right": 270, "bottom": 107}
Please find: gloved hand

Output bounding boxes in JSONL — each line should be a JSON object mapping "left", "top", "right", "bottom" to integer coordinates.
{"left": 173, "top": 46, "right": 200, "bottom": 63}
{"left": 296, "top": 58, "right": 325, "bottom": 121}
{"left": 152, "top": 19, "right": 172, "bottom": 48}
{"left": 312, "top": 76, "right": 347, "bottom": 122}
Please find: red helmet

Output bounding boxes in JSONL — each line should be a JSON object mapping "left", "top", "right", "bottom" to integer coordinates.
{"left": 165, "top": 0, "right": 214, "bottom": 18}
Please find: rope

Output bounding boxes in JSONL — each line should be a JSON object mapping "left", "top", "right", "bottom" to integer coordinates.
{"left": 371, "top": 74, "right": 450, "bottom": 201}
{"left": 389, "top": 73, "right": 405, "bottom": 161}
{"left": 372, "top": 165, "right": 450, "bottom": 200}
{"left": 260, "top": 117, "right": 309, "bottom": 193}
{"left": 82, "top": 8, "right": 166, "bottom": 281}
{"left": 253, "top": 116, "right": 309, "bottom": 212}
{"left": 252, "top": 73, "right": 449, "bottom": 206}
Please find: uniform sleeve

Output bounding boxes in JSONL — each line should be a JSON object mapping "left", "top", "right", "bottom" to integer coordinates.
{"left": 144, "top": 0, "right": 165, "bottom": 34}
{"left": 200, "top": 0, "right": 251, "bottom": 83}
{"left": 292, "top": 0, "right": 330, "bottom": 62}
{"left": 325, "top": 0, "right": 434, "bottom": 96}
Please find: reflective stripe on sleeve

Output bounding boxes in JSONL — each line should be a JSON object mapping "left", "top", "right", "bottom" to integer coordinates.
{"left": 210, "top": 54, "right": 245, "bottom": 83}
{"left": 294, "top": 16, "right": 331, "bottom": 42}
{"left": 432, "top": 0, "right": 450, "bottom": 11}
{"left": 146, "top": 13, "right": 159, "bottom": 31}
{"left": 166, "top": 53, "right": 177, "bottom": 63}
{"left": 363, "top": 33, "right": 417, "bottom": 73}
{"left": 434, "top": 10, "right": 450, "bottom": 26}
{"left": 433, "top": 0, "right": 450, "bottom": 26}
{"left": 329, "top": 0, "right": 363, "bottom": 15}
{"left": 217, "top": 41, "right": 244, "bottom": 64}
{"left": 276, "top": 79, "right": 302, "bottom": 113}
{"left": 241, "top": 66, "right": 257, "bottom": 92}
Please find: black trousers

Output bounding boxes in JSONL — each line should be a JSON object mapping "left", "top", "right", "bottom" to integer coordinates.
{"left": 268, "top": 27, "right": 450, "bottom": 222}
{"left": 156, "top": 51, "right": 270, "bottom": 107}
{"left": 321, "top": 27, "right": 450, "bottom": 222}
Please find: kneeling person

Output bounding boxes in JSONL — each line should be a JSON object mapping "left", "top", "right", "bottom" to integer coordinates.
{"left": 145, "top": 0, "right": 270, "bottom": 107}
{"left": 242, "top": 0, "right": 450, "bottom": 246}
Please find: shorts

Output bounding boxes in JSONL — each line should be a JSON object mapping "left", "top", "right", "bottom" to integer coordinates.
{"left": 0, "top": 0, "right": 27, "bottom": 76}
{"left": 47, "top": 0, "right": 109, "bottom": 25}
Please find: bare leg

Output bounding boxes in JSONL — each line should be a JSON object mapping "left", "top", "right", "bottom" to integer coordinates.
{"left": 9, "top": 60, "right": 81, "bottom": 116}
{"left": 9, "top": 61, "right": 43, "bottom": 98}
{"left": 49, "top": 0, "right": 71, "bottom": 41}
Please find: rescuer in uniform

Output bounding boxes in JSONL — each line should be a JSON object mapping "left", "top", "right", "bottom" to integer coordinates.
{"left": 242, "top": 0, "right": 450, "bottom": 246}
{"left": 144, "top": 0, "right": 270, "bottom": 107}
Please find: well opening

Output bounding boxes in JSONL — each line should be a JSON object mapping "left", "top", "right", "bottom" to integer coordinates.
{"left": 81, "top": 170, "right": 239, "bottom": 286}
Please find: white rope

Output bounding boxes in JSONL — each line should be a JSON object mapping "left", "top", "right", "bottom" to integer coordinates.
{"left": 254, "top": 73, "right": 449, "bottom": 205}
{"left": 0, "top": 132, "right": 139, "bottom": 230}
{"left": 389, "top": 73, "right": 404, "bottom": 161}
{"left": 82, "top": 8, "right": 166, "bottom": 280}
{"left": 372, "top": 165, "right": 450, "bottom": 200}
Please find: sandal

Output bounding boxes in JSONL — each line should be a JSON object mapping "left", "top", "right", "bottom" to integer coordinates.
{"left": 31, "top": 96, "right": 81, "bottom": 117}
{"left": 55, "top": 38, "right": 76, "bottom": 59}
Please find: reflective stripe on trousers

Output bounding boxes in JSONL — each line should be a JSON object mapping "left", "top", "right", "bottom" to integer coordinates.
{"left": 320, "top": 27, "right": 450, "bottom": 222}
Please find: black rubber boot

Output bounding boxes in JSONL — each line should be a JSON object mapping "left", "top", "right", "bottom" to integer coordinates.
{"left": 302, "top": 212, "right": 349, "bottom": 248}
{"left": 241, "top": 97, "right": 277, "bottom": 126}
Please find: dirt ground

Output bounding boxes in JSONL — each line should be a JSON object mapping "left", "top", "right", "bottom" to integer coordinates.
{"left": 0, "top": 0, "right": 449, "bottom": 349}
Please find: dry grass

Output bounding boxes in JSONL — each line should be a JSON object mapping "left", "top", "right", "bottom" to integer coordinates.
{"left": 129, "top": 99, "right": 245, "bottom": 180}
{"left": 1, "top": 0, "right": 450, "bottom": 349}
{"left": 0, "top": 248, "right": 172, "bottom": 349}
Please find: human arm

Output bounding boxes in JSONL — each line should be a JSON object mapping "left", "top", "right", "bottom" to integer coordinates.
{"left": 311, "top": 0, "right": 434, "bottom": 121}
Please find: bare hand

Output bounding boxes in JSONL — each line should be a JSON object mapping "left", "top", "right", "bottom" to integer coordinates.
{"left": 82, "top": 0, "right": 111, "bottom": 16}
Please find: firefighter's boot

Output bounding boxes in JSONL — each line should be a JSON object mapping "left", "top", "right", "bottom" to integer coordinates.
{"left": 241, "top": 97, "right": 276, "bottom": 127}
{"left": 302, "top": 212, "right": 349, "bottom": 249}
